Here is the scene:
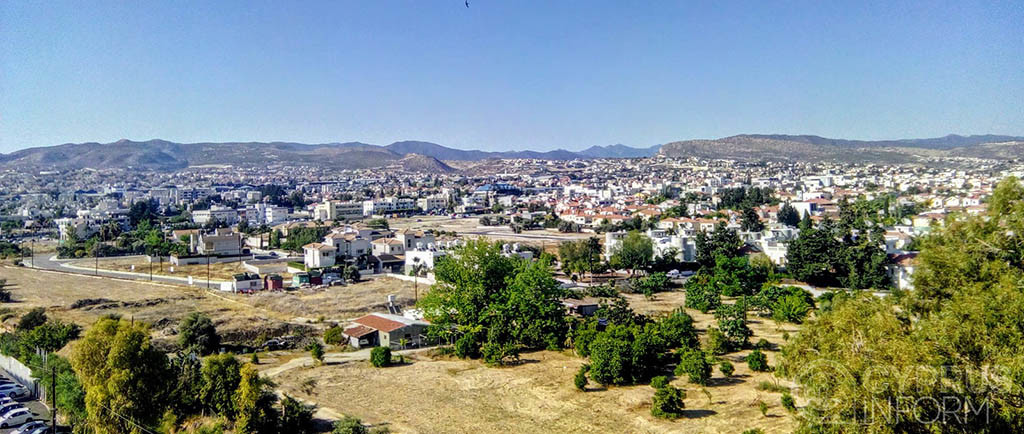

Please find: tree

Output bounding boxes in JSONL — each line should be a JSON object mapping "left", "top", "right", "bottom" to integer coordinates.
{"left": 234, "top": 363, "right": 278, "bottom": 434}
{"left": 71, "top": 317, "right": 171, "bottom": 433}
{"left": 201, "top": 353, "right": 242, "bottom": 418}
{"left": 657, "top": 308, "right": 698, "bottom": 350}
{"left": 694, "top": 222, "right": 743, "bottom": 269}
{"left": 308, "top": 341, "right": 324, "bottom": 364}
{"left": 650, "top": 385, "right": 686, "bottom": 419}
{"left": 370, "top": 347, "right": 391, "bottom": 367}
{"left": 771, "top": 294, "right": 811, "bottom": 324}
{"left": 674, "top": 348, "right": 711, "bottom": 385}
{"left": 324, "top": 326, "right": 345, "bottom": 346}
{"left": 419, "top": 240, "right": 568, "bottom": 358}
{"left": 719, "top": 360, "right": 734, "bottom": 377}
{"left": 741, "top": 207, "right": 765, "bottom": 232}
{"left": 745, "top": 349, "right": 769, "bottom": 372}
{"left": 715, "top": 301, "right": 752, "bottom": 350}
{"left": 634, "top": 272, "right": 669, "bottom": 298}
{"left": 610, "top": 231, "right": 653, "bottom": 275}
{"left": 17, "top": 307, "right": 47, "bottom": 331}
{"left": 343, "top": 265, "right": 361, "bottom": 283}
{"left": 586, "top": 333, "right": 633, "bottom": 386}
{"left": 704, "top": 327, "right": 729, "bottom": 355}
{"left": 777, "top": 202, "right": 800, "bottom": 227}
{"left": 784, "top": 218, "right": 842, "bottom": 287}
{"left": 279, "top": 395, "right": 316, "bottom": 434}
{"left": 179, "top": 312, "right": 221, "bottom": 355}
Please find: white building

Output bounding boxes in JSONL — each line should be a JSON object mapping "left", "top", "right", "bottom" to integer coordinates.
{"left": 192, "top": 206, "right": 239, "bottom": 225}
{"left": 313, "top": 201, "right": 365, "bottom": 221}
{"left": 417, "top": 196, "right": 448, "bottom": 212}
{"left": 363, "top": 197, "right": 416, "bottom": 216}
{"left": 303, "top": 243, "right": 337, "bottom": 269}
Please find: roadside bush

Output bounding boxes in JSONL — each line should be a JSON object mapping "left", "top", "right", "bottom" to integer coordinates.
{"left": 719, "top": 360, "right": 734, "bottom": 377}
{"left": 674, "top": 348, "right": 711, "bottom": 386}
{"left": 746, "top": 349, "right": 769, "bottom": 372}
{"left": 370, "top": 346, "right": 391, "bottom": 368}
{"left": 651, "top": 385, "right": 686, "bottom": 419}
{"left": 324, "top": 326, "right": 345, "bottom": 346}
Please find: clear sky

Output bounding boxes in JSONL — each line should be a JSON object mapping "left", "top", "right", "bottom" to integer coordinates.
{"left": 1, "top": 1, "right": 1022, "bottom": 153}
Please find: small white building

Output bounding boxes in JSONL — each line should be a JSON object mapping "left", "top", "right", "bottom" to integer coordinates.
{"left": 303, "top": 243, "right": 337, "bottom": 269}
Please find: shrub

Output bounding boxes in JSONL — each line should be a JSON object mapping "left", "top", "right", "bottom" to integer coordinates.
{"left": 17, "top": 307, "right": 47, "bottom": 331}
{"left": 333, "top": 416, "right": 367, "bottom": 434}
{"left": 758, "top": 400, "right": 769, "bottom": 416}
{"left": 658, "top": 308, "right": 699, "bottom": 349}
{"left": 754, "top": 338, "right": 771, "bottom": 350}
{"left": 453, "top": 332, "right": 481, "bottom": 359}
{"left": 719, "top": 360, "right": 734, "bottom": 377}
{"left": 250, "top": 352, "right": 259, "bottom": 365}
{"left": 307, "top": 341, "right": 324, "bottom": 364}
{"left": 743, "top": 429, "right": 765, "bottom": 434}
{"left": 650, "top": 375, "right": 669, "bottom": 389}
{"left": 755, "top": 381, "right": 789, "bottom": 393}
{"left": 772, "top": 294, "right": 811, "bottom": 324}
{"left": 651, "top": 385, "right": 686, "bottom": 419}
{"left": 324, "top": 326, "right": 345, "bottom": 346}
{"left": 370, "top": 346, "right": 391, "bottom": 368}
{"left": 705, "top": 328, "right": 729, "bottom": 356}
{"left": 481, "top": 341, "right": 520, "bottom": 366}
{"left": 574, "top": 365, "right": 589, "bottom": 391}
{"left": 715, "top": 302, "right": 752, "bottom": 350}
{"left": 746, "top": 349, "right": 769, "bottom": 372}
{"left": 179, "top": 312, "right": 221, "bottom": 355}
{"left": 674, "top": 348, "right": 711, "bottom": 386}
{"left": 781, "top": 392, "right": 796, "bottom": 413}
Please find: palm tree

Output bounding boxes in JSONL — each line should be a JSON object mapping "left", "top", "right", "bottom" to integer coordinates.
{"left": 410, "top": 258, "right": 426, "bottom": 302}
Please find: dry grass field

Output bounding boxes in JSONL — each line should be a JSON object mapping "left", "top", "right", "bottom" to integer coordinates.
{"left": 0, "top": 266, "right": 422, "bottom": 349}
{"left": 267, "top": 290, "right": 800, "bottom": 434}
{"left": 220, "top": 276, "right": 421, "bottom": 322}
{"left": 68, "top": 256, "right": 254, "bottom": 281}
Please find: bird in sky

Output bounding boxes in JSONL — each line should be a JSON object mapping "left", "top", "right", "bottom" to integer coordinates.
{"left": 465, "top": 0, "right": 469, "bottom": 8}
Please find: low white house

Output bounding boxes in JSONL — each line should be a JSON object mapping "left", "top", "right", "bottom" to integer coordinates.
{"left": 303, "top": 243, "right": 337, "bottom": 269}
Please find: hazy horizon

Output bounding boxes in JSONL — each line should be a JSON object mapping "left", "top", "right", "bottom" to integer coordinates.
{"left": 2, "top": 1, "right": 1022, "bottom": 153}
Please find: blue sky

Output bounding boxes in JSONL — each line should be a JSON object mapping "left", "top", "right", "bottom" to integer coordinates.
{"left": 1, "top": 1, "right": 1021, "bottom": 153}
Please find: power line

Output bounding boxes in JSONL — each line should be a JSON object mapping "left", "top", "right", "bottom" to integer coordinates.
{"left": 97, "top": 402, "right": 158, "bottom": 434}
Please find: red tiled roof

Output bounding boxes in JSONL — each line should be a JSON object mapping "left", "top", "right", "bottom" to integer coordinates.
{"left": 353, "top": 313, "right": 407, "bottom": 333}
{"left": 343, "top": 325, "right": 376, "bottom": 338}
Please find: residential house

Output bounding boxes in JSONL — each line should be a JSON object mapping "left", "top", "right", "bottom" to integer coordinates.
{"left": 343, "top": 312, "right": 431, "bottom": 349}
{"left": 303, "top": 243, "right": 337, "bottom": 269}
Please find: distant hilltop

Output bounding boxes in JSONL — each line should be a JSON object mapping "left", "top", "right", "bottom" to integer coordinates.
{"left": 0, "top": 133, "right": 1020, "bottom": 171}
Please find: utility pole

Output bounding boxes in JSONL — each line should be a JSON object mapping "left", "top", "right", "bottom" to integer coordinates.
{"left": 50, "top": 366, "right": 56, "bottom": 432}
{"left": 30, "top": 240, "right": 34, "bottom": 267}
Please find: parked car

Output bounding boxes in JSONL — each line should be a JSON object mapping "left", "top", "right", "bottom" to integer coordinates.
{"left": 0, "top": 402, "right": 23, "bottom": 415}
{"left": 0, "top": 383, "right": 30, "bottom": 399}
{"left": 13, "top": 420, "right": 46, "bottom": 434}
{"left": 0, "top": 407, "right": 35, "bottom": 428}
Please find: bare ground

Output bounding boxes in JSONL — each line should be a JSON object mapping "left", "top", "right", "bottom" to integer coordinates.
{"left": 268, "top": 290, "right": 800, "bottom": 434}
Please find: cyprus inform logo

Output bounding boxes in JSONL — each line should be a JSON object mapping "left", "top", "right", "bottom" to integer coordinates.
{"left": 792, "top": 359, "right": 1015, "bottom": 426}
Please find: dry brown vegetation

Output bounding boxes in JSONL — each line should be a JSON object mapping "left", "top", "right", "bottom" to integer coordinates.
{"left": 0, "top": 266, "right": 419, "bottom": 349}
{"left": 266, "top": 290, "right": 800, "bottom": 434}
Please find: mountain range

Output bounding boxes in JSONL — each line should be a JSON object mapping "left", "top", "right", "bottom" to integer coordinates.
{"left": 0, "top": 134, "right": 1020, "bottom": 171}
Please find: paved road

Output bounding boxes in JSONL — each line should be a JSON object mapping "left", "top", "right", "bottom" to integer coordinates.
{"left": 25, "top": 254, "right": 228, "bottom": 288}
